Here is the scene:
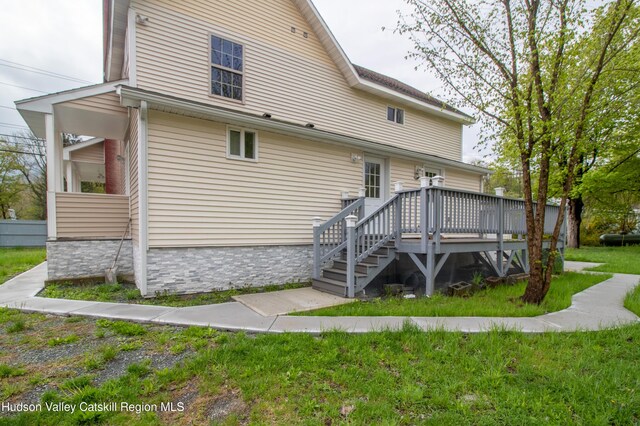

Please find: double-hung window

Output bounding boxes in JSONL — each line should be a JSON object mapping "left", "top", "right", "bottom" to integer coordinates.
{"left": 227, "top": 127, "right": 257, "bottom": 161}
{"left": 211, "top": 35, "right": 243, "bottom": 101}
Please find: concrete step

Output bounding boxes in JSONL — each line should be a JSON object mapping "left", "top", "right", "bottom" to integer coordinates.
{"left": 312, "top": 278, "right": 347, "bottom": 297}
{"left": 322, "top": 268, "right": 367, "bottom": 282}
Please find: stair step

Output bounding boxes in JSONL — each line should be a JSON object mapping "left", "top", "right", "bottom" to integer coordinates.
{"left": 312, "top": 278, "right": 348, "bottom": 297}
{"left": 322, "top": 268, "right": 367, "bottom": 282}
{"left": 332, "top": 259, "right": 378, "bottom": 273}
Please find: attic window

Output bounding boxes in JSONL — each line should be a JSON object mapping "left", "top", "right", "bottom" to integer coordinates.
{"left": 387, "top": 106, "right": 404, "bottom": 124}
{"left": 211, "top": 35, "right": 243, "bottom": 101}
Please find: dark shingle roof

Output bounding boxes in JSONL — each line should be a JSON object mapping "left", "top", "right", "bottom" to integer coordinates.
{"left": 352, "top": 64, "right": 469, "bottom": 118}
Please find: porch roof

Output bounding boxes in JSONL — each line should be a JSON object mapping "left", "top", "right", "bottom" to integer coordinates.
{"left": 14, "top": 80, "right": 129, "bottom": 139}
{"left": 117, "top": 85, "right": 490, "bottom": 176}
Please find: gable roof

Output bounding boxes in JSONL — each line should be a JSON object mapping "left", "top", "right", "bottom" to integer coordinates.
{"left": 353, "top": 65, "right": 467, "bottom": 117}
{"left": 104, "top": 0, "right": 474, "bottom": 124}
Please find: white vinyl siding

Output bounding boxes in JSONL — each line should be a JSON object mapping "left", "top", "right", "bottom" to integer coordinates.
{"left": 132, "top": 0, "right": 463, "bottom": 161}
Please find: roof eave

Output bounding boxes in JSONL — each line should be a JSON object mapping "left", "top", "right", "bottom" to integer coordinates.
{"left": 118, "top": 85, "right": 489, "bottom": 175}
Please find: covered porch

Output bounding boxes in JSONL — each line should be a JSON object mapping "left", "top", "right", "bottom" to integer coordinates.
{"left": 16, "top": 81, "right": 131, "bottom": 241}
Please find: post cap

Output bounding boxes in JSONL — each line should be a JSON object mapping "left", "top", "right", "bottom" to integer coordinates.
{"left": 394, "top": 181, "right": 404, "bottom": 192}
{"left": 340, "top": 191, "right": 350, "bottom": 199}
{"left": 345, "top": 215, "right": 358, "bottom": 227}
{"left": 358, "top": 187, "right": 366, "bottom": 198}
{"left": 419, "top": 176, "right": 430, "bottom": 188}
{"left": 432, "top": 176, "right": 445, "bottom": 187}
{"left": 312, "top": 216, "right": 323, "bottom": 227}
{"left": 494, "top": 187, "right": 505, "bottom": 197}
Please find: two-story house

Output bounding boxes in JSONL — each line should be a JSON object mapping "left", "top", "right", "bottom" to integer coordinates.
{"left": 16, "top": 0, "right": 516, "bottom": 297}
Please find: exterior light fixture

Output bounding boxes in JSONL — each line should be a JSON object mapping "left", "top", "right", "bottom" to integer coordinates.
{"left": 351, "top": 153, "right": 362, "bottom": 162}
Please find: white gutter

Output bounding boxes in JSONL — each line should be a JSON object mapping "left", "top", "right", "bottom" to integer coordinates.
{"left": 118, "top": 86, "right": 489, "bottom": 175}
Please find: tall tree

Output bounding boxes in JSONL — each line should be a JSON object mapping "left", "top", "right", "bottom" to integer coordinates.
{"left": 398, "top": 0, "right": 639, "bottom": 303}
{"left": 6, "top": 132, "right": 47, "bottom": 220}
{"left": 0, "top": 140, "right": 23, "bottom": 219}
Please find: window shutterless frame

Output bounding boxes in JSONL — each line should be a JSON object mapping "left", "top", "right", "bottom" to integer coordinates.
{"left": 226, "top": 126, "right": 259, "bottom": 162}
{"left": 209, "top": 32, "right": 245, "bottom": 104}
{"left": 386, "top": 105, "right": 405, "bottom": 125}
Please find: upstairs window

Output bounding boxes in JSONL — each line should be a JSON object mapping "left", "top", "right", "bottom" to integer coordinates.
{"left": 211, "top": 35, "right": 243, "bottom": 101}
{"left": 227, "top": 127, "right": 258, "bottom": 161}
{"left": 387, "top": 106, "right": 404, "bottom": 124}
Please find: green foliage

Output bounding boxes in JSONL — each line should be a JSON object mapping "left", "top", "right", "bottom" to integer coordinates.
{"left": 299, "top": 273, "right": 609, "bottom": 317}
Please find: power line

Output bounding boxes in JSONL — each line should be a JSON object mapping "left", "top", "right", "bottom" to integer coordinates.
{"left": 0, "top": 122, "right": 29, "bottom": 129}
{"left": 0, "top": 59, "right": 92, "bottom": 84}
{"left": 0, "top": 105, "right": 17, "bottom": 111}
{"left": 0, "top": 148, "right": 44, "bottom": 156}
{"left": 0, "top": 133, "right": 44, "bottom": 142}
{"left": 0, "top": 81, "right": 48, "bottom": 93}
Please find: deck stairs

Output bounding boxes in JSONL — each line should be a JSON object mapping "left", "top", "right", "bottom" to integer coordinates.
{"left": 312, "top": 241, "right": 396, "bottom": 297}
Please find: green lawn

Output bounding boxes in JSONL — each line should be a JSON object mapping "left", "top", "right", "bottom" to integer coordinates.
{"left": 40, "top": 280, "right": 310, "bottom": 308}
{"left": 565, "top": 245, "right": 640, "bottom": 274}
{"left": 0, "top": 248, "right": 46, "bottom": 284}
{"left": 1, "top": 309, "right": 639, "bottom": 424}
{"left": 625, "top": 285, "right": 640, "bottom": 316}
{"left": 299, "top": 272, "right": 610, "bottom": 317}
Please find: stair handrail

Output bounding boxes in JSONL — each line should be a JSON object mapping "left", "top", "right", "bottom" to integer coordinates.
{"left": 312, "top": 197, "right": 364, "bottom": 279}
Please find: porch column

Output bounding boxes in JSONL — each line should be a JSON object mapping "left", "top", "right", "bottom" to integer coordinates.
{"left": 45, "top": 114, "right": 63, "bottom": 239}
{"left": 65, "top": 162, "right": 74, "bottom": 192}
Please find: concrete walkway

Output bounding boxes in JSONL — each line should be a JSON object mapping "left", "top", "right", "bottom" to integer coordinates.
{"left": 1, "top": 262, "right": 638, "bottom": 334}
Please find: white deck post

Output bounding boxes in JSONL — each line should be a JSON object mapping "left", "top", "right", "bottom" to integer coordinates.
{"left": 394, "top": 181, "right": 404, "bottom": 193}
{"left": 45, "top": 114, "right": 62, "bottom": 239}
{"left": 345, "top": 214, "right": 358, "bottom": 298}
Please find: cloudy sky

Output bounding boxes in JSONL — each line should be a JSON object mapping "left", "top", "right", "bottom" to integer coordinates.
{"left": 0, "top": 0, "right": 483, "bottom": 161}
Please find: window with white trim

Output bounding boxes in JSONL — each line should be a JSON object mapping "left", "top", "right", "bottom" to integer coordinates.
{"left": 211, "top": 35, "right": 243, "bottom": 101}
{"left": 227, "top": 128, "right": 257, "bottom": 161}
{"left": 387, "top": 106, "right": 404, "bottom": 124}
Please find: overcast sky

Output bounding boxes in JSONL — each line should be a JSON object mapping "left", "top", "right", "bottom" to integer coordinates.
{"left": 0, "top": 0, "right": 483, "bottom": 161}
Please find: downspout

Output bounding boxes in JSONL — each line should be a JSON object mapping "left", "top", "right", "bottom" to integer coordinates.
{"left": 138, "top": 100, "right": 148, "bottom": 295}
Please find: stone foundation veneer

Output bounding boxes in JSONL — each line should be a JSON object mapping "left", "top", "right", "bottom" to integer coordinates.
{"left": 46, "top": 240, "right": 134, "bottom": 281}
{"left": 145, "top": 245, "right": 313, "bottom": 295}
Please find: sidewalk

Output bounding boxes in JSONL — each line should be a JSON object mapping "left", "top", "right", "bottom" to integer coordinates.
{"left": 1, "top": 262, "right": 638, "bottom": 334}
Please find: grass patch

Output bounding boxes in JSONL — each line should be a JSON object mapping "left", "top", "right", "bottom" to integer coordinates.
{"left": 0, "top": 364, "right": 26, "bottom": 378}
{"left": 47, "top": 334, "right": 79, "bottom": 347}
{"left": 5, "top": 318, "right": 28, "bottom": 333}
{"left": 299, "top": 272, "right": 610, "bottom": 317}
{"left": 4, "top": 318, "right": 640, "bottom": 425}
{"left": 565, "top": 245, "right": 640, "bottom": 274}
{"left": 0, "top": 247, "right": 46, "bottom": 284}
{"left": 624, "top": 284, "right": 640, "bottom": 316}
{"left": 40, "top": 280, "right": 310, "bottom": 307}
{"left": 96, "top": 319, "right": 147, "bottom": 336}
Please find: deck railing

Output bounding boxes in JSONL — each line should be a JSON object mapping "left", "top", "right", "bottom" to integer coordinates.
{"left": 313, "top": 182, "right": 566, "bottom": 297}
{"left": 312, "top": 197, "right": 365, "bottom": 280}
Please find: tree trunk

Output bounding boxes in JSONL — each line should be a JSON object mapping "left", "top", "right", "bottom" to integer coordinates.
{"left": 566, "top": 196, "right": 583, "bottom": 248}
